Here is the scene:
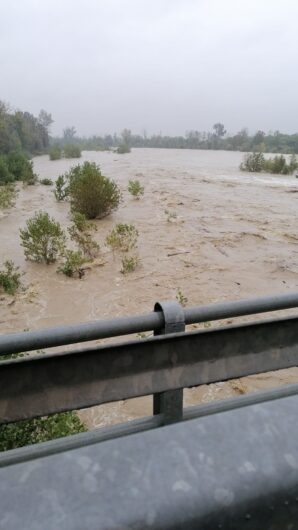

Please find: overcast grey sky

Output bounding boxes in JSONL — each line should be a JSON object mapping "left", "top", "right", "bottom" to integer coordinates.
{"left": 1, "top": 0, "right": 298, "bottom": 136}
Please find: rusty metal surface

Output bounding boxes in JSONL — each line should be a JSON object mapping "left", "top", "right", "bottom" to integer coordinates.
{"left": 1, "top": 315, "right": 298, "bottom": 423}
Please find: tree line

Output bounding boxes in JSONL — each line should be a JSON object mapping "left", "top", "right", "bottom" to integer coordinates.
{"left": 51, "top": 124, "right": 298, "bottom": 155}
{"left": 1, "top": 99, "right": 297, "bottom": 156}
{"left": 0, "top": 101, "right": 52, "bottom": 156}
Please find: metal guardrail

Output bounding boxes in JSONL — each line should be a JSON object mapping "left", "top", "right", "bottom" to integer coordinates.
{"left": 1, "top": 292, "right": 298, "bottom": 425}
{"left": 1, "top": 291, "right": 298, "bottom": 355}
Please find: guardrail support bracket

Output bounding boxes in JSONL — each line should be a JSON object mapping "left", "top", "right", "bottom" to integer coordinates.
{"left": 153, "top": 300, "right": 185, "bottom": 424}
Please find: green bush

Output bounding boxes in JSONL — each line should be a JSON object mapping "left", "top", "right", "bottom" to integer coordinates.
{"left": 68, "top": 212, "right": 99, "bottom": 259}
{"left": 0, "top": 260, "right": 22, "bottom": 295}
{"left": 263, "top": 154, "right": 298, "bottom": 175}
{"left": 49, "top": 145, "right": 62, "bottom": 160}
{"left": 240, "top": 152, "right": 298, "bottom": 175}
{"left": 68, "top": 162, "right": 121, "bottom": 219}
{"left": 289, "top": 154, "right": 298, "bottom": 173}
{"left": 240, "top": 152, "right": 265, "bottom": 172}
{"left": 57, "top": 250, "right": 86, "bottom": 278}
{"left": 20, "top": 211, "right": 66, "bottom": 264}
{"left": 0, "top": 412, "right": 86, "bottom": 451}
{"left": 64, "top": 144, "right": 81, "bottom": 158}
{"left": 106, "top": 223, "right": 138, "bottom": 253}
{"left": 54, "top": 174, "right": 69, "bottom": 201}
{"left": 117, "top": 144, "right": 131, "bottom": 154}
{"left": 0, "top": 184, "right": 17, "bottom": 209}
{"left": 39, "top": 178, "right": 53, "bottom": 186}
{"left": 121, "top": 255, "right": 139, "bottom": 274}
{"left": 70, "top": 211, "right": 96, "bottom": 233}
{"left": 0, "top": 156, "right": 14, "bottom": 184}
{"left": 176, "top": 288, "right": 188, "bottom": 307}
{"left": 22, "top": 166, "right": 38, "bottom": 186}
{"left": 7, "top": 152, "right": 35, "bottom": 183}
{"left": 128, "top": 179, "right": 144, "bottom": 198}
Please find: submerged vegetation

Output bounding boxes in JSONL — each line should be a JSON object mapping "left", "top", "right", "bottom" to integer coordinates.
{"left": 0, "top": 260, "right": 22, "bottom": 295}
{"left": 51, "top": 124, "right": 298, "bottom": 155}
{"left": 58, "top": 250, "right": 86, "bottom": 278}
{"left": 128, "top": 179, "right": 144, "bottom": 198}
{"left": 240, "top": 152, "right": 298, "bottom": 175}
{"left": 20, "top": 211, "right": 66, "bottom": 264}
{"left": 54, "top": 174, "right": 69, "bottom": 201}
{"left": 63, "top": 144, "right": 81, "bottom": 158}
{"left": 0, "top": 184, "right": 17, "bottom": 209}
{"left": 106, "top": 223, "right": 138, "bottom": 253}
{"left": 121, "top": 255, "right": 139, "bottom": 274}
{"left": 68, "top": 211, "right": 100, "bottom": 260}
{"left": 0, "top": 152, "right": 36, "bottom": 185}
{"left": 107, "top": 223, "right": 139, "bottom": 273}
{"left": 68, "top": 162, "right": 121, "bottom": 219}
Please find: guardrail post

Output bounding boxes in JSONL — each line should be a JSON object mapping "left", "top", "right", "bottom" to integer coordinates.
{"left": 153, "top": 300, "right": 185, "bottom": 424}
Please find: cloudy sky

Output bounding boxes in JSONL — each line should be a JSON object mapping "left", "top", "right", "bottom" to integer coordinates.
{"left": 1, "top": 0, "right": 298, "bottom": 136}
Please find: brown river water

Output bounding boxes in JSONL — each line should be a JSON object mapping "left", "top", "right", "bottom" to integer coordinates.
{"left": 1, "top": 148, "right": 298, "bottom": 428}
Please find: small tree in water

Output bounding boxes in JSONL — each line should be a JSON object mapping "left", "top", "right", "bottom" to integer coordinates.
{"left": 68, "top": 162, "right": 121, "bottom": 219}
{"left": 20, "top": 211, "right": 66, "bottom": 264}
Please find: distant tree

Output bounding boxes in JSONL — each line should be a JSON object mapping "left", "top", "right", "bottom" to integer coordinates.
{"left": 121, "top": 129, "right": 132, "bottom": 146}
{"left": 213, "top": 123, "right": 226, "bottom": 138}
{"left": 253, "top": 130, "right": 266, "bottom": 146}
{"left": 117, "top": 129, "right": 132, "bottom": 153}
{"left": 38, "top": 110, "right": 53, "bottom": 130}
{"left": 63, "top": 127, "right": 76, "bottom": 142}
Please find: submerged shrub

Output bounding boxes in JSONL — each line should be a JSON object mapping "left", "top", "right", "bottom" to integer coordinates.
{"left": 106, "top": 223, "right": 138, "bottom": 253}
{"left": 121, "top": 255, "right": 139, "bottom": 274}
{"left": 68, "top": 212, "right": 99, "bottom": 259}
{"left": 0, "top": 260, "right": 22, "bottom": 295}
{"left": 64, "top": 144, "right": 81, "bottom": 158}
{"left": 240, "top": 152, "right": 298, "bottom": 175}
{"left": 117, "top": 144, "right": 131, "bottom": 154}
{"left": 176, "top": 288, "right": 188, "bottom": 307}
{"left": 20, "top": 211, "right": 66, "bottom": 264}
{"left": 57, "top": 250, "right": 86, "bottom": 278}
{"left": 68, "top": 162, "right": 121, "bottom": 219}
{"left": 70, "top": 211, "right": 96, "bottom": 233}
{"left": 263, "top": 154, "right": 298, "bottom": 175}
{"left": 49, "top": 145, "right": 62, "bottom": 160}
{"left": 0, "top": 156, "right": 13, "bottom": 184}
{"left": 39, "top": 178, "right": 53, "bottom": 186}
{"left": 0, "top": 184, "right": 17, "bottom": 209}
{"left": 54, "top": 174, "right": 69, "bottom": 201}
{"left": 7, "top": 152, "right": 35, "bottom": 183}
{"left": 128, "top": 179, "right": 144, "bottom": 199}
{"left": 240, "top": 152, "right": 265, "bottom": 172}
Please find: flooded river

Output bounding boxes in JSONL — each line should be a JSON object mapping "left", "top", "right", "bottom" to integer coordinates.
{"left": 1, "top": 148, "right": 298, "bottom": 428}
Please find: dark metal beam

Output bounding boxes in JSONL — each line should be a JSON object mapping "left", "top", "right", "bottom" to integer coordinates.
{"left": 2, "top": 382, "right": 298, "bottom": 469}
{"left": 1, "top": 316, "right": 298, "bottom": 423}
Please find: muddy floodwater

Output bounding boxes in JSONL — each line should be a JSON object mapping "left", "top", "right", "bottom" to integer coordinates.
{"left": 1, "top": 148, "right": 298, "bottom": 428}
